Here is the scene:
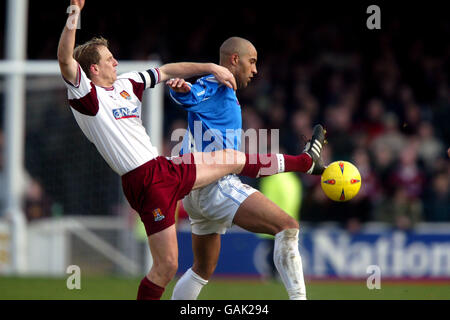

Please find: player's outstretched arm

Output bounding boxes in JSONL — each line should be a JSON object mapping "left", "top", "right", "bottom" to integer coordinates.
{"left": 159, "top": 63, "right": 237, "bottom": 90}
{"left": 57, "top": 0, "right": 85, "bottom": 85}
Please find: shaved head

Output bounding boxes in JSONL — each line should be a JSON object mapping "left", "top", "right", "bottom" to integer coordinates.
{"left": 219, "top": 36, "right": 257, "bottom": 89}
{"left": 220, "top": 37, "right": 255, "bottom": 64}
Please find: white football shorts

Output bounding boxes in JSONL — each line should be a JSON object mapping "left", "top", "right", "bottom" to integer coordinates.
{"left": 182, "top": 174, "right": 258, "bottom": 235}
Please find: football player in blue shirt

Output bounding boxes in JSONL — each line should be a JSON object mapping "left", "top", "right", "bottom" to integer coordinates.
{"left": 168, "top": 37, "right": 326, "bottom": 300}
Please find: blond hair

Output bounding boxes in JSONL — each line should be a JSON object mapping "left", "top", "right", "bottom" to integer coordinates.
{"left": 73, "top": 37, "right": 109, "bottom": 78}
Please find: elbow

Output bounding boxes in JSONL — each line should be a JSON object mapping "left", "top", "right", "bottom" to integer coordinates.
{"left": 57, "top": 55, "right": 70, "bottom": 66}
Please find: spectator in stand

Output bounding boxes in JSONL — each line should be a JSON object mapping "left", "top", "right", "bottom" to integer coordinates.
{"left": 349, "top": 148, "right": 381, "bottom": 223}
{"left": 324, "top": 104, "right": 355, "bottom": 161}
{"left": 374, "top": 142, "right": 426, "bottom": 229}
{"left": 416, "top": 121, "right": 445, "bottom": 172}
{"left": 388, "top": 142, "right": 426, "bottom": 200}
{"left": 358, "top": 98, "right": 387, "bottom": 144}
{"left": 423, "top": 170, "right": 450, "bottom": 222}
{"left": 288, "top": 109, "right": 313, "bottom": 155}
{"left": 371, "top": 112, "right": 406, "bottom": 162}
{"left": 401, "top": 102, "right": 423, "bottom": 136}
{"left": 374, "top": 186, "right": 423, "bottom": 230}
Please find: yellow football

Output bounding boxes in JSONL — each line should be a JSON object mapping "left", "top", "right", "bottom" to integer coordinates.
{"left": 321, "top": 161, "right": 362, "bottom": 202}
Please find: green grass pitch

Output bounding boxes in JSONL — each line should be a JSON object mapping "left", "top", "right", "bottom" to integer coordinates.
{"left": 0, "top": 276, "right": 448, "bottom": 300}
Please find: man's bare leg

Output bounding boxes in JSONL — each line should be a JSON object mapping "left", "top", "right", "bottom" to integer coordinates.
{"left": 137, "top": 225, "right": 178, "bottom": 300}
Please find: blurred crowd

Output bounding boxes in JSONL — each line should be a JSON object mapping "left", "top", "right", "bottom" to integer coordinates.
{"left": 0, "top": 4, "right": 448, "bottom": 229}
{"left": 159, "top": 5, "right": 450, "bottom": 230}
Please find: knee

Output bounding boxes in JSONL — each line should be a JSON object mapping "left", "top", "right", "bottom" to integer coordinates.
{"left": 163, "top": 258, "right": 178, "bottom": 279}
{"left": 152, "top": 257, "right": 178, "bottom": 284}
{"left": 261, "top": 215, "right": 299, "bottom": 236}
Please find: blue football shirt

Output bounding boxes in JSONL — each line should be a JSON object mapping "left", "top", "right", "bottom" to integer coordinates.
{"left": 169, "top": 74, "right": 242, "bottom": 155}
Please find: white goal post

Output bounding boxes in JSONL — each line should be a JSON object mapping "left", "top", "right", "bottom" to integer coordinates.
{"left": 0, "top": 0, "right": 163, "bottom": 274}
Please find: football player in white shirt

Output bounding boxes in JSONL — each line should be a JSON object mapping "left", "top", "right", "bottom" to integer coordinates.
{"left": 59, "top": 0, "right": 327, "bottom": 300}
{"left": 59, "top": 0, "right": 246, "bottom": 300}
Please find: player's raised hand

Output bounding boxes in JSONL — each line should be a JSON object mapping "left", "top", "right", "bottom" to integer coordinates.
{"left": 211, "top": 65, "right": 237, "bottom": 91}
{"left": 70, "top": 0, "right": 85, "bottom": 11}
{"left": 166, "top": 78, "right": 191, "bottom": 93}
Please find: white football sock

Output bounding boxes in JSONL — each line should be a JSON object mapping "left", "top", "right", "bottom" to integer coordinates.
{"left": 171, "top": 267, "right": 208, "bottom": 300}
{"left": 274, "top": 228, "right": 307, "bottom": 300}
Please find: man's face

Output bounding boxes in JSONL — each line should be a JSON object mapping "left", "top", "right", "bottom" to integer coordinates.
{"left": 235, "top": 45, "right": 258, "bottom": 89}
{"left": 95, "top": 46, "right": 118, "bottom": 85}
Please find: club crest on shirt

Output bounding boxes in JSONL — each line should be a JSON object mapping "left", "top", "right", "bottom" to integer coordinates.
{"left": 152, "top": 208, "right": 165, "bottom": 221}
{"left": 120, "top": 90, "right": 131, "bottom": 100}
{"left": 112, "top": 107, "right": 139, "bottom": 120}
